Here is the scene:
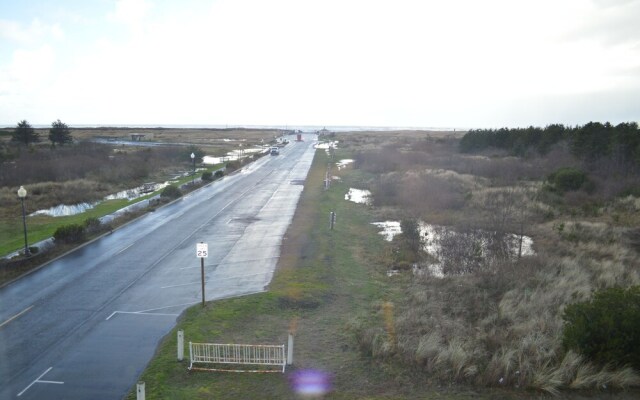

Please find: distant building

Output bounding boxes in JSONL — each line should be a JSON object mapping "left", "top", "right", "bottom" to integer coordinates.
{"left": 130, "top": 132, "right": 154, "bottom": 141}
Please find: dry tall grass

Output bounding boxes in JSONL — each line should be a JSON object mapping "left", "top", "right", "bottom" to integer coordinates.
{"left": 341, "top": 131, "right": 640, "bottom": 394}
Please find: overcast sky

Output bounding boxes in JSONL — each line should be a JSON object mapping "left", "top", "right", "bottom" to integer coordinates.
{"left": 1, "top": 0, "right": 639, "bottom": 129}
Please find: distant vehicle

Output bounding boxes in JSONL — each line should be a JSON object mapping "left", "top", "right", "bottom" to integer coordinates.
{"left": 270, "top": 147, "right": 280, "bottom": 155}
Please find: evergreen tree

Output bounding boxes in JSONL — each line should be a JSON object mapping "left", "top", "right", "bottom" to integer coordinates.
{"left": 11, "top": 120, "right": 40, "bottom": 145}
{"left": 49, "top": 119, "right": 73, "bottom": 146}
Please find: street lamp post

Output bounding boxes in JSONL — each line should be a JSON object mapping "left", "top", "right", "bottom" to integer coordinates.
{"left": 190, "top": 152, "right": 195, "bottom": 185}
{"left": 17, "top": 186, "right": 30, "bottom": 257}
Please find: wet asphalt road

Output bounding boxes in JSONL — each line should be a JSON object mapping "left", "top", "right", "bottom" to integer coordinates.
{"left": 0, "top": 134, "right": 317, "bottom": 399}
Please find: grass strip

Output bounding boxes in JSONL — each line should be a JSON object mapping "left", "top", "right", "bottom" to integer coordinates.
{"left": 0, "top": 165, "right": 224, "bottom": 256}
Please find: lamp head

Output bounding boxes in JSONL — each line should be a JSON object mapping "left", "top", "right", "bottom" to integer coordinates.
{"left": 17, "top": 186, "right": 27, "bottom": 198}
{"left": 190, "top": 152, "right": 195, "bottom": 159}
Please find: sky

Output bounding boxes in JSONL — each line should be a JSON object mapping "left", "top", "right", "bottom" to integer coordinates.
{"left": 0, "top": 0, "right": 639, "bottom": 129}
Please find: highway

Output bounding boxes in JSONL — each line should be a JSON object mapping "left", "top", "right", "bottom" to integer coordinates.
{"left": 0, "top": 134, "right": 317, "bottom": 399}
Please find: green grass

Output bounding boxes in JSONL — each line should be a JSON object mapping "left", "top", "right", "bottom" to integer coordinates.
{"left": 0, "top": 198, "right": 130, "bottom": 256}
{"left": 0, "top": 165, "right": 224, "bottom": 257}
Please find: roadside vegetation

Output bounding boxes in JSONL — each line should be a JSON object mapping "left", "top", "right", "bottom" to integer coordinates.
{"left": 342, "top": 125, "right": 640, "bottom": 394}
{"left": 130, "top": 126, "right": 640, "bottom": 398}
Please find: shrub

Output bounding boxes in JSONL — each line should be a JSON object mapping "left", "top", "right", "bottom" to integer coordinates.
{"left": 214, "top": 170, "right": 224, "bottom": 179}
{"left": 547, "top": 167, "right": 589, "bottom": 192}
{"left": 562, "top": 286, "right": 640, "bottom": 369}
{"left": 618, "top": 185, "right": 640, "bottom": 198}
{"left": 160, "top": 185, "right": 182, "bottom": 200}
{"left": 400, "top": 219, "right": 423, "bottom": 257}
{"left": 226, "top": 160, "right": 241, "bottom": 172}
{"left": 84, "top": 217, "right": 102, "bottom": 234}
{"left": 54, "top": 223, "right": 86, "bottom": 244}
{"left": 201, "top": 171, "right": 213, "bottom": 182}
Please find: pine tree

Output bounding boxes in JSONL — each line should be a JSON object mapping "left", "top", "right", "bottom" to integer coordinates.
{"left": 49, "top": 119, "right": 73, "bottom": 146}
{"left": 11, "top": 120, "right": 40, "bottom": 145}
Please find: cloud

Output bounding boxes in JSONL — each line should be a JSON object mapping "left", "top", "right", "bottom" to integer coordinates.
{"left": 0, "top": 45, "right": 55, "bottom": 95}
{"left": 0, "top": 18, "right": 63, "bottom": 44}
{"left": 1, "top": 0, "right": 638, "bottom": 126}
{"left": 562, "top": 0, "right": 640, "bottom": 46}
{"left": 107, "top": 0, "right": 152, "bottom": 26}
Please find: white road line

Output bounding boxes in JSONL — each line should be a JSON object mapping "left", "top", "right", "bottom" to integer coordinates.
{"left": 116, "top": 243, "right": 134, "bottom": 255}
{"left": 106, "top": 301, "right": 199, "bottom": 321}
{"left": 0, "top": 305, "right": 33, "bottom": 329}
{"left": 106, "top": 311, "right": 179, "bottom": 321}
{"left": 137, "top": 301, "right": 200, "bottom": 313}
{"left": 259, "top": 188, "right": 280, "bottom": 213}
{"left": 17, "top": 367, "right": 64, "bottom": 397}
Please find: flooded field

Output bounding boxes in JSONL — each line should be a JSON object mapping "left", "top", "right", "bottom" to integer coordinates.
{"left": 30, "top": 182, "right": 173, "bottom": 217}
{"left": 373, "top": 220, "right": 535, "bottom": 277}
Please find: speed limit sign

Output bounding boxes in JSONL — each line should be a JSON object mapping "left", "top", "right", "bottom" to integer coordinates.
{"left": 196, "top": 242, "right": 208, "bottom": 258}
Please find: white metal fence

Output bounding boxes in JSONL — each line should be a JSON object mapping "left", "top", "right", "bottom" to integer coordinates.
{"left": 189, "top": 342, "right": 286, "bottom": 373}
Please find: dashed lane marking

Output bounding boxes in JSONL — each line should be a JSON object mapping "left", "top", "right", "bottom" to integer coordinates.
{"left": 0, "top": 305, "right": 33, "bottom": 329}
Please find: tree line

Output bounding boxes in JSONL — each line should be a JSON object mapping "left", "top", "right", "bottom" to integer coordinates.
{"left": 9, "top": 119, "right": 73, "bottom": 146}
{"left": 459, "top": 122, "right": 640, "bottom": 166}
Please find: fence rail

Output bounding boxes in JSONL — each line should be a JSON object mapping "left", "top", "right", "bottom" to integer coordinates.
{"left": 189, "top": 342, "right": 286, "bottom": 373}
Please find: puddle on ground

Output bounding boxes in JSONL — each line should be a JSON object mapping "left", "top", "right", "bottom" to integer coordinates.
{"left": 30, "top": 202, "right": 98, "bottom": 218}
{"left": 373, "top": 220, "right": 535, "bottom": 278}
{"left": 202, "top": 147, "right": 268, "bottom": 165}
{"left": 104, "top": 182, "right": 171, "bottom": 201}
{"left": 371, "top": 221, "right": 401, "bottom": 241}
{"left": 31, "top": 181, "right": 173, "bottom": 217}
{"left": 345, "top": 188, "right": 371, "bottom": 205}
{"left": 314, "top": 141, "right": 339, "bottom": 157}
{"left": 336, "top": 159, "right": 354, "bottom": 170}
{"left": 314, "top": 141, "right": 338, "bottom": 151}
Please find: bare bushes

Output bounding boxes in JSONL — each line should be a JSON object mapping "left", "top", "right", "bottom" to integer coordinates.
{"left": 434, "top": 228, "right": 494, "bottom": 274}
{"left": 354, "top": 146, "right": 404, "bottom": 174}
{"left": 345, "top": 130, "right": 640, "bottom": 393}
{"left": 0, "top": 180, "right": 114, "bottom": 218}
{"left": 371, "top": 171, "right": 467, "bottom": 216}
{"left": 0, "top": 142, "right": 189, "bottom": 187}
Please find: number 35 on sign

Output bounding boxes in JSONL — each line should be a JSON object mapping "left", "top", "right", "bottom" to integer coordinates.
{"left": 197, "top": 242, "right": 208, "bottom": 258}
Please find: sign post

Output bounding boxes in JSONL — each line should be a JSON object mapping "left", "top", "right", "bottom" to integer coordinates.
{"left": 196, "top": 242, "right": 208, "bottom": 307}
